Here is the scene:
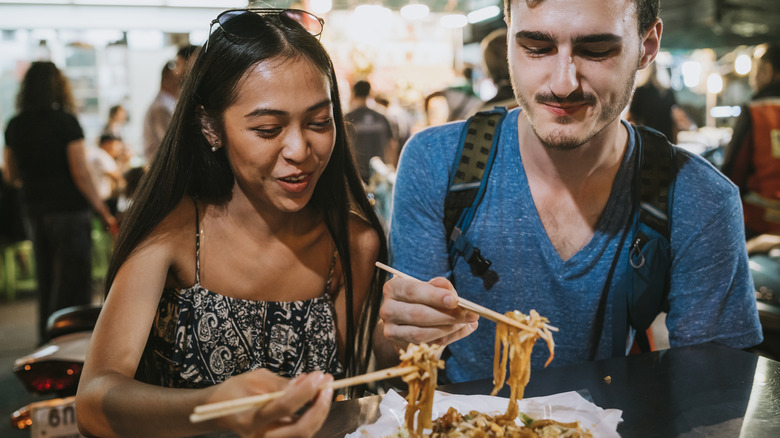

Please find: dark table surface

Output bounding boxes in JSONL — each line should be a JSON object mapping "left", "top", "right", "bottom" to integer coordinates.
{"left": 316, "top": 343, "right": 780, "bottom": 437}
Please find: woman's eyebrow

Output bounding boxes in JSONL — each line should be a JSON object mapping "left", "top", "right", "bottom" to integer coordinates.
{"left": 306, "top": 99, "right": 332, "bottom": 113}
{"left": 243, "top": 99, "right": 332, "bottom": 119}
{"left": 244, "top": 108, "right": 286, "bottom": 119}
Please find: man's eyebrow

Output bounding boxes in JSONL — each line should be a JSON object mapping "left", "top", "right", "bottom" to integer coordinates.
{"left": 244, "top": 99, "right": 332, "bottom": 119}
{"left": 514, "top": 31, "right": 623, "bottom": 45}
{"left": 515, "top": 30, "right": 554, "bottom": 42}
{"left": 573, "top": 33, "right": 623, "bottom": 44}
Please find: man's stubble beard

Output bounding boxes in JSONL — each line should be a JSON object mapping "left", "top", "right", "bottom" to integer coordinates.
{"left": 511, "top": 65, "right": 638, "bottom": 151}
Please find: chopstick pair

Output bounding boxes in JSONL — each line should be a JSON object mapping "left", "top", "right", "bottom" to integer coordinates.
{"left": 190, "top": 365, "right": 418, "bottom": 423}
{"left": 375, "top": 262, "right": 558, "bottom": 334}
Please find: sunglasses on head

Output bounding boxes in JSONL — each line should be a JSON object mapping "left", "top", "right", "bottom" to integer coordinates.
{"left": 205, "top": 8, "right": 325, "bottom": 52}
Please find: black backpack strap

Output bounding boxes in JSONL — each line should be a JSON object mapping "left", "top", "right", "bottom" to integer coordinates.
{"left": 444, "top": 107, "right": 508, "bottom": 277}
{"left": 615, "top": 125, "right": 676, "bottom": 356}
{"left": 636, "top": 128, "right": 674, "bottom": 240}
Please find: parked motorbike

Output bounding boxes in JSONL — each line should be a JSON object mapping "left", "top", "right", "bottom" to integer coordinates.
{"left": 10, "top": 303, "right": 100, "bottom": 435}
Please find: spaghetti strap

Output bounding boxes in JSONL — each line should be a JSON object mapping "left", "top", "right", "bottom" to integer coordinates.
{"left": 324, "top": 249, "right": 338, "bottom": 295}
{"left": 194, "top": 199, "right": 201, "bottom": 285}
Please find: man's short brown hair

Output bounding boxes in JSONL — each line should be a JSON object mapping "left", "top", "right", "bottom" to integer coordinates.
{"left": 503, "top": 0, "right": 660, "bottom": 36}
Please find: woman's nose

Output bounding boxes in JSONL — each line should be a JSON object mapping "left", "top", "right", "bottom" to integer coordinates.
{"left": 281, "top": 128, "right": 311, "bottom": 162}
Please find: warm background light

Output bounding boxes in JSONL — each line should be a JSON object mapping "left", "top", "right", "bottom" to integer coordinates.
{"left": 735, "top": 53, "right": 752, "bottom": 75}
{"left": 400, "top": 3, "right": 429, "bottom": 21}
{"left": 707, "top": 72, "right": 723, "bottom": 94}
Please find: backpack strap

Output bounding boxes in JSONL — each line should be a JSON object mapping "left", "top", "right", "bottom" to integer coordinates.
{"left": 444, "top": 107, "right": 508, "bottom": 278}
{"left": 636, "top": 128, "right": 674, "bottom": 240}
{"left": 613, "top": 125, "right": 676, "bottom": 356}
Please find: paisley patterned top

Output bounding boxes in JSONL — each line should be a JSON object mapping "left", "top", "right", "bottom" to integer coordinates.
{"left": 135, "top": 204, "right": 344, "bottom": 388}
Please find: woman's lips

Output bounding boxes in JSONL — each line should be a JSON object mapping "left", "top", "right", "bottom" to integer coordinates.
{"left": 277, "top": 173, "right": 313, "bottom": 193}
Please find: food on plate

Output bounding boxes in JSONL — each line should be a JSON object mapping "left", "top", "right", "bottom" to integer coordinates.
{"left": 389, "top": 311, "right": 565, "bottom": 437}
{"left": 429, "top": 407, "right": 593, "bottom": 437}
{"left": 399, "top": 342, "right": 445, "bottom": 435}
{"left": 492, "top": 310, "right": 555, "bottom": 420}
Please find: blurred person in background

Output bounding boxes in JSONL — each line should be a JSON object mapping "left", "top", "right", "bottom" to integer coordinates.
{"left": 174, "top": 44, "right": 200, "bottom": 85}
{"left": 424, "top": 66, "right": 484, "bottom": 123}
{"left": 142, "top": 60, "right": 179, "bottom": 164}
{"left": 88, "top": 133, "right": 125, "bottom": 216}
{"left": 3, "top": 61, "right": 116, "bottom": 343}
{"left": 76, "top": 8, "right": 386, "bottom": 437}
{"left": 102, "top": 104, "right": 128, "bottom": 140}
{"left": 626, "top": 62, "right": 694, "bottom": 143}
{"left": 142, "top": 45, "right": 201, "bottom": 164}
{"left": 346, "top": 80, "right": 396, "bottom": 181}
{"left": 480, "top": 27, "right": 518, "bottom": 110}
{"left": 116, "top": 166, "right": 145, "bottom": 222}
{"left": 722, "top": 43, "right": 780, "bottom": 238}
{"left": 374, "top": 93, "right": 412, "bottom": 166}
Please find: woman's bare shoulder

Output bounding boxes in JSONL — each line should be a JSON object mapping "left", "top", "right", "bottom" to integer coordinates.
{"left": 347, "top": 211, "right": 380, "bottom": 262}
{"left": 138, "top": 197, "right": 198, "bottom": 253}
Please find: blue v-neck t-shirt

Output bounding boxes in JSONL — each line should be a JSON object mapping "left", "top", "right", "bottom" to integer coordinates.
{"left": 390, "top": 108, "right": 762, "bottom": 383}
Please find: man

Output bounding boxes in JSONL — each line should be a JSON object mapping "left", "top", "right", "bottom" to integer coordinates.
{"left": 424, "top": 66, "right": 484, "bottom": 124}
{"left": 142, "top": 45, "right": 200, "bottom": 163}
{"left": 722, "top": 44, "right": 780, "bottom": 237}
{"left": 142, "top": 60, "right": 179, "bottom": 164}
{"left": 479, "top": 28, "right": 518, "bottom": 111}
{"left": 377, "top": 0, "right": 763, "bottom": 383}
{"left": 345, "top": 80, "right": 396, "bottom": 183}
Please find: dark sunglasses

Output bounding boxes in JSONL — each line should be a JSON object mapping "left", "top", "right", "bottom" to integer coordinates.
{"left": 205, "top": 8, "right": 325, "bottom": 52}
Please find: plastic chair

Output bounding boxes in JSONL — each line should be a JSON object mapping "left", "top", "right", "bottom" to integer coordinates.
{"left": 0, "top": 240, "right": 36, "bottom": 301}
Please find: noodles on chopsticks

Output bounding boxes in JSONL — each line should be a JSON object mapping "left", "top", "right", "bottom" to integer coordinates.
{"left": 399, "top": 342, "right": 445, "bottom": 436}
{"left": 491, "top": 309, "right": 556, "bottom": 420}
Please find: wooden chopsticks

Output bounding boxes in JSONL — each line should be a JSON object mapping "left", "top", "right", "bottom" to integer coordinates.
{"left": 190, "top": 365, "right": 418, "bottom": 423}
{"left": 375, "top": 262, "right": 558, "bottom": 334}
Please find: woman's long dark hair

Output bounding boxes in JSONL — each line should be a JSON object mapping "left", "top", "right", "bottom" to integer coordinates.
{"left": 105, "top": 12, "right": 387, "bottom": 391}
{"left": 16, "top": 61, "right": 76, "bottom": 113}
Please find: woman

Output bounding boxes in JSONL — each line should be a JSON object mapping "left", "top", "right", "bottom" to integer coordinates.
{"left": 4, "top": 61, "right": 116, "bottom": 343}
{"left": 76, "top": 8, "right": 386, "bottom": 437}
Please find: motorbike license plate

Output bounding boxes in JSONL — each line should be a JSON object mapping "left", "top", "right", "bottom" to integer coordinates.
{"left": 30, "top": 396, "right": 86, "bottom": 438}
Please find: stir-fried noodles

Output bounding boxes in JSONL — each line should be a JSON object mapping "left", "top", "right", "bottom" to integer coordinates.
{"left": 492, "top": 310, "right": 556, "bottom": 420}
{"left": 392, "top": 311, "right": 578, "bottom": 437}
{"left": 399, "top": 342, "right": 445, "bottom": 435}
{"left": 429, "top": 407, "right": 593, "bottom": 437}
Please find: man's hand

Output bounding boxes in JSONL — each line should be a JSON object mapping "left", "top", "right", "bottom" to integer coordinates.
{"left": 379, "top": 276, "right": 479, "bottom": 351}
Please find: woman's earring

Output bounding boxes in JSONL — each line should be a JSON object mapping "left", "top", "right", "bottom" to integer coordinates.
{"left": 211, "top": 139, "right": 220, "bottom": 152}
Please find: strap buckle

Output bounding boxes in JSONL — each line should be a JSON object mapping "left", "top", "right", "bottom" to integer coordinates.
{"left": 467, "top": 247, "right": 492, "bottom": 276}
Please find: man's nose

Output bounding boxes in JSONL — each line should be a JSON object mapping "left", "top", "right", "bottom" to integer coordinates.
{"left": 549, "top": 54, "right": 579, "bottom": 98}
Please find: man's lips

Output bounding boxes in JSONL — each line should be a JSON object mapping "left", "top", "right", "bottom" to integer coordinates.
{"left": 543, "top": 102, "right": 588, "bottom": 117}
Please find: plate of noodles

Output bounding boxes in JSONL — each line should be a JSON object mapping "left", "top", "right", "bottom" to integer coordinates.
{"left": 345, "top": 389, "right": 622, "bottom": 438}
{"left": 348, "top": 306, "right": 620, "bottom": 437}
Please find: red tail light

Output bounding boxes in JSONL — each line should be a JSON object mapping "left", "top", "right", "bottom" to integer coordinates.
{"left": 14, "top": 361, "right": 83, "bottom": 395}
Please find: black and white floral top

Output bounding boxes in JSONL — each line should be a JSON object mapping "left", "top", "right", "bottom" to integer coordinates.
{"left": 135, "top": 204, "right": 344, "bottom": 388}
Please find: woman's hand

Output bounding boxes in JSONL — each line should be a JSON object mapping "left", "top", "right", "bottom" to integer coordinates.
{"left": 210, "top": 369, "right": 334, "bottom": 438}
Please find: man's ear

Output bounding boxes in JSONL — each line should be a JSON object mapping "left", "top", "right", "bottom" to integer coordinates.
{"left": 638, "top": 18, "right": 663, "bottom": 70}
{"left": 196, "top": 105, "right": 220, "bottom": 148}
